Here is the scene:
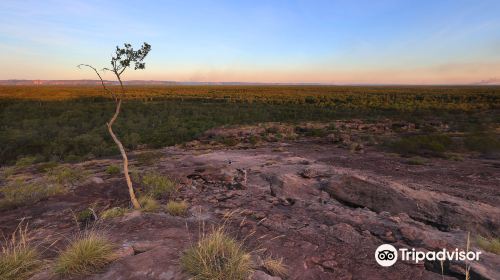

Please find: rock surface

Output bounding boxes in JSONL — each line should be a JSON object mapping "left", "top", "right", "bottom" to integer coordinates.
{"left": 3, "top": 122, "right": 499, "bottom": 280}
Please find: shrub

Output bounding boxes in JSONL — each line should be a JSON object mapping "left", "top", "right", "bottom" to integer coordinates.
{"left": 77, "top": 209, "right": 95, "bottom": 225}
{"left": 135, "top": 151, "right": 163, "bottom": 166}
{"left": 0, "top": 180, "right": 66, "bottom": 210}
{"left": 181, "top": 227, "right": 252, "bottom": 280}
{"left": 100, "top": 207, "right": 127, "bottom": 219}
{"left": 15, "top": 156, "right": 37, "bottom": 168}
{"left": 0, "top": 225, "right": 41, "bottom": 280}
{"left": 35, "top": 161, "right": 59, "bottom": 173}
{"left": 389, "top": 134, "right": 453, "bottom": 157}
{"left": 262, "top": 256, "right": 288, "bottom": 277}
{"left": 477, "top": 236, "right": 500, "bottom": 254}
{"left": 138, "top": 196, "right": 160, "bottom": 212}
{"left": 166, "top": 201, "right": 188, "bottom": 216}
{"left": 141, "top": 171, "right": 176, "bottom": 199}
{"left": 54, "top": 231, "right": 115, "bottom": 276}
{"left": 106, "top": 164, "right": 121, "bottom": 175}
{"left": 46, "top": 166, "right": 89, "bottom": 186}
{"left": 464, "top": 133, "right": 500, "bottom": 154}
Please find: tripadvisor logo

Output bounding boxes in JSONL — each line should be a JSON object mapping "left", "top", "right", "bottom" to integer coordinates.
{"left": 375, "top": 244, "right": 481, "bottom": 267}
{"left": 375, "top": 244, "right": 398, "bottom": 267}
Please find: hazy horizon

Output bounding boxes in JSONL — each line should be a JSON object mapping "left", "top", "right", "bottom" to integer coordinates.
{"left": 1, "top": 0, "right": 499, "bottom": 84}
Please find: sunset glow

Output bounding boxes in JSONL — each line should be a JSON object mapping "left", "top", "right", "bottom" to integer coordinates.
{"left": 1, "top": 0, "right": 499, "bottom": 84}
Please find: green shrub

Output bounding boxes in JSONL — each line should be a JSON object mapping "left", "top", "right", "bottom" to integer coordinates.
{"left": 100, "top": 207, "right": 127, "bottom": 219}
{"left": 55, "top": 231, "right": 115, "bottom": 276}
{"left": 141, "top": 171, "right": 176, "bottom": 199}
{"left": 0, "top": 225, "right": 41, "bottom": 280}
{"left": 389, "top": 134, "right": 453, "bottom": 157}
{"left": 0, "top": 179, "right": 66, "bottom": 210}
{"left": 77, "top": 209, "right": 95, "bottom": 224}
{"left": 166, "top": 201, "right": 188, "bottom": 216}
{"left": 106, "top": 165, "right": 121, "bottom": 175}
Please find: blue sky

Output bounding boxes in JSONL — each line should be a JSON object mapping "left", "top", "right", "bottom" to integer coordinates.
{"left": 0, "top": 0, "right": 499, "bottom": 84}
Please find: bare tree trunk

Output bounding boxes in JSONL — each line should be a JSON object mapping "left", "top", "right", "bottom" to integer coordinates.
{"left": 107, "top": 98, "right": 141, "bottom": 209}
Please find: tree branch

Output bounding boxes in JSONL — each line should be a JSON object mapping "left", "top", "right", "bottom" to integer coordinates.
{"left": 77, "top": 64, "right": 117, "bottom": 101}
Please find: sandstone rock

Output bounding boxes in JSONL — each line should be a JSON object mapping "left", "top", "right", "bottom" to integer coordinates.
{"left": 252, "top": 270, "right": 282, "bottom": 280}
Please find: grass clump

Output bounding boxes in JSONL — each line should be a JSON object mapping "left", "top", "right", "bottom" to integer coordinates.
{"left": 46, "top": 165, "right": 89, "bottom": 186}
{"left": 15, "top": 156, "right": 38, "bottom": 168}
{"left": 166, "top": 201, "right": 188, "bottom": 216}
{"left": 181, "top": 227, "right": 252, "bottom": 280}
{"left": 141, "top": 171, "right": 176, "bottom": 199}
{"left": 406, "top": 156, "right": 426, "bottom": 165}
{"left": 477, "top": 236, "right": 500, "bottom": 254}
{"left": 0, "top": 179, "right": 66, "bottom": 210}
{"left": 0, "top": 224, "right": 41, "bottom": 280}
{"left": 262, "top": 256, "right": 288, "bottom": 277}
{"left": 105, "top": 164, "right": 121, "bottom": 175}
{"left": 35, "top": 161, "right": 59, "bottom": 173}
{"left": 55, "top": 231, "right": 115, "bottom": 276}
{"left": 138, "top": 196, "right": 160, "bottom": 212}
{"left": 100, "top": 207, "right": 127, "bottom": 219}
{"left": 389, "top": 134, "right": 453, "bottom": 157}
{"left": 135, "top": 151, "right": 163, "bottom": 166}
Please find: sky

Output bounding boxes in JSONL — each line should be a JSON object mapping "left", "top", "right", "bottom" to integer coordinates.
{"left": 0, "top": 0, "right": 499, "bottom": 84}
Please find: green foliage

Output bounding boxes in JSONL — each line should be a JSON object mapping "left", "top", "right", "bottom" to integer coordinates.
{"left": 140, "top": 171, "right": 176, "bottom": 199}
{"left": 181, "top": 227, "right": 252, "bottom": 280}
{"left": 55, "top": 231, "right": 115, "bottom": 276}
{"left": 77, "top": 209, "right": 95, "bottom": 224}
{"left": 389, "top": 134, "right": 453, "bottom": 157}
{"left": 166, "top": 200, "right": 188, "bottom": 216}
{"left": 105, "top": 164, "right": 121, "bottom": 175}
{"left": 0, "top": 179, "right": 66, "bottom": 210}
{"left": 0, "top": 85, "right": 498, "bottom": 164}
{"left": 100, "top": 207, "right": 127, "bottom": 219}
{"left": 46, "top": 166, "right": 89, "bottom": 186}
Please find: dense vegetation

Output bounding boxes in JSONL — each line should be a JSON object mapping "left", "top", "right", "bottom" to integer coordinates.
{"left": 0, "top": 85, "right": 499, "bottom": 164}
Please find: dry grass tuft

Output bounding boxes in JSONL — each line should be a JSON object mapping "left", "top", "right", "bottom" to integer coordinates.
{"left": 138, "top": 196, "right": 160, "bottom": 212}
{"left": 54, "top": 231, "right": 115, "bottom": 276}
{"left": 0, "top": 224, "right": 41, "bottom": 280}
{"left": 477, "top": 236, "right": 500, "bottom": 254}
{"left": 100, "top": 207, "right": 127, "bottom": 219}
{"left": 262, "top": 256, "right": 288, "bottom": 277}
{"left": 166, "top": 200, "right": 188, "bottom": 216}
{"left": 181, "top": 227, "right": 252, "bottom": 280}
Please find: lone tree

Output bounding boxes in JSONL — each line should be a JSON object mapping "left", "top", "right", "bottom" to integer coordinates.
{"left": 78, "top": 42, "right": 151, "bottom": 209}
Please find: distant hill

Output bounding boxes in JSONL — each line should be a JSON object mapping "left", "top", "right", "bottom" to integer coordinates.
{"left": 0, "top": 80, "right": 325, "bottom": 86}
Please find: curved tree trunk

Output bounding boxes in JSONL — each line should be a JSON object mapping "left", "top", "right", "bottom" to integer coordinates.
{"left": 107, "top": 99, "right": 141, "bottom": 209}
